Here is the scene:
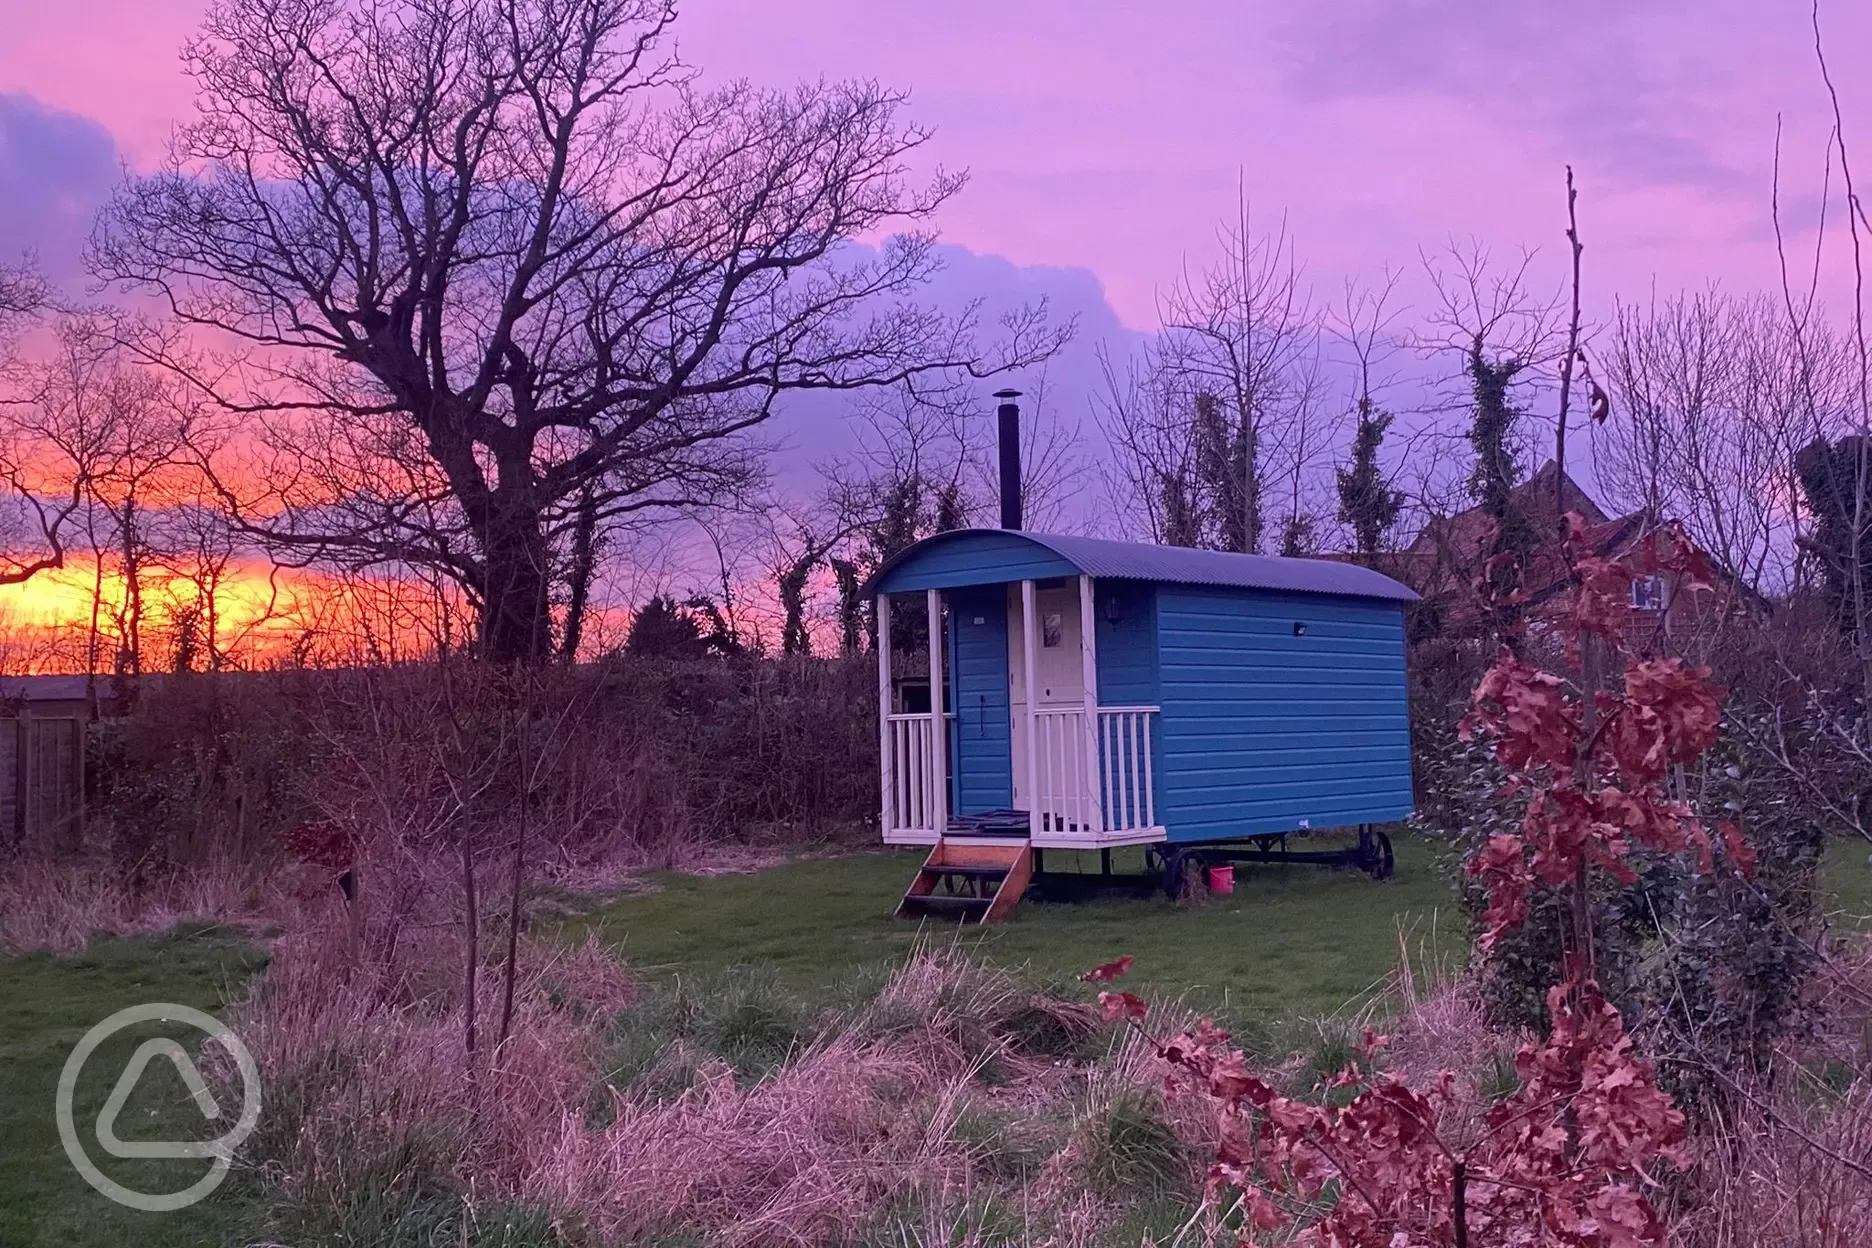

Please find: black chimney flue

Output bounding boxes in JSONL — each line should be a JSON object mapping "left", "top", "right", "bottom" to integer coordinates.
{"left": 994, "top": 388, "right": 1023, "bottom": 530}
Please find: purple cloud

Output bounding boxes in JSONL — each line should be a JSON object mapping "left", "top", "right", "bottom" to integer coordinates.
{"left": 0, "top": 94, "right": 121, "bottom": 281}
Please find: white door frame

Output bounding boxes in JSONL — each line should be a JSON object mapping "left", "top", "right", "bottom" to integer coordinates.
{"left": 1020, "top": 579, "right": 1040, "bottom": 839}
{"left": 876, "top": 592, "right": 893, "bottom": 835}
{"left": 926, "top": 588, "right": 946, "bottom": 839}
{"left": 1077, "top": 575, "right": 1103, "bottom": 836}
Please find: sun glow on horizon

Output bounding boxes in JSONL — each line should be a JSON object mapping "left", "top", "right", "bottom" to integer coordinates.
{"left": 0, "top": 554, "right": 472, "bottom": 671}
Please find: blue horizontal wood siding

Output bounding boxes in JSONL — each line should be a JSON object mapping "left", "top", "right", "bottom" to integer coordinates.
{"left": 1093, "top": 580, "right": 1165, "bottom": 819}
{"left": 948, "top": 585, "right": 1013, "bottom": 813}
{"left": 1092, "top": 580, "right": 1159, "bottom": 706}
{"left": 876, "top": 530, "right": 1078, "bottom": 593}
{"left": 1155, "top": 586, "right": 1413, "bottom": 841}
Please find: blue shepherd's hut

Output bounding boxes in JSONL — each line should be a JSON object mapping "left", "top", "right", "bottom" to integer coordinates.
{"left": 864, "top": 527, "right": 1420, "bottom": 922}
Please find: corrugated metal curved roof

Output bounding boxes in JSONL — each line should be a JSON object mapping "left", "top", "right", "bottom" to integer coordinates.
{"left": 866, "top": 530, "right": 1419, "bottom": 601}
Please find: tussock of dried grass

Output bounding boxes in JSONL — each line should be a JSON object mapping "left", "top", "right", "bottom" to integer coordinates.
{"left": 1664, "top": 941, "right": 1872, "bottom": 1248}
{"left": 536, "top": 1038, "right": 975, "bottom": 1245}
{"left": 232, "top": 916, "right": 1178, "bottom": 1246}
{"left": 1671, "top": 1081, "right": 1872, "bottom": 1248}
{"left": 0, "top": 855, "right": 294, "bottom": 954}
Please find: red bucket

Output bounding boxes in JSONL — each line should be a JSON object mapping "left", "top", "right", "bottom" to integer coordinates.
{"left": 1206, "top": 865, "right": 1235, "bottom": 894}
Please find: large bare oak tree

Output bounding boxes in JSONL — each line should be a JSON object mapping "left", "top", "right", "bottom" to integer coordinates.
{"left": 91, "top": 0, "right": 1055, "bottom": 661}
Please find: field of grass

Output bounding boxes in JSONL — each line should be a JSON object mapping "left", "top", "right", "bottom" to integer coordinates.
{"left": 0, "top": 924, "right": 268, "bottom": 1248}
{"left": 564, "top": 834, "right": 1469, "bottom": 1025}
{"left": 564, "top": 831, "right": 1872, "bottom": 1028}
{"left": 3, "top": 832, "right": 1870, "bottom": 1247}
{"left": 1827, "top": 835, "right": 1872, "bottom": 924}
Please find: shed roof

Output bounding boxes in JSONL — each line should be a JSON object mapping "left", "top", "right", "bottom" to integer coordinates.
{"left": 0, "top": 674, "right": 99, "bottom": 702}
{"left": 867, "top": 530, "right": 1419, "bottom": 602}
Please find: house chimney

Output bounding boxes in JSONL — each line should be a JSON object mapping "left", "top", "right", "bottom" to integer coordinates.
{"left": 994, "top": 389, "right": 1023, "bottom": 530}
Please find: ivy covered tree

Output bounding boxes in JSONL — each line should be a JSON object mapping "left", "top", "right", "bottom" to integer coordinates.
{"left": 1278, "top": 514, "right": 1318, "bottom": 557}
{"left": 1334, "top": 398, "right": 1404, "bottom": 565}
{"left": 1159, "top": 473, "right": 1201, "bottom": 548}
{"left": 1795, "top": 434, "right": 1872, "bottom": 642}
{"left": 1468, "top": 343, "right": 1538, "bottom": 637}
{"left": 829, "top": 558, "right": 865, "bottom": 656}
{"left": 1191, "top": 390, "right": 1262, "bottom": 554}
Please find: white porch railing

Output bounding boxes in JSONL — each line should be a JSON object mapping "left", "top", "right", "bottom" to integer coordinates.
{"left": 1033, "top": 708, "right": 1099, "bottom": 834}
{"left": 1030, "top": 705, "right": 1160, "bottom": 837}
{"left": 1097, "top": 705, "right": 1158, "bottom": 834}
{"left": 885, "top": 711, "right": 941, "bottom": 838}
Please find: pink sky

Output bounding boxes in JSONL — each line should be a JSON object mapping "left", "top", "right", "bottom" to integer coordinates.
{"left": 3, "top": 0, "right": 1869, "bottom": 330}
{"left": 0, "top": 1, "right": 1868, "bottom": 638}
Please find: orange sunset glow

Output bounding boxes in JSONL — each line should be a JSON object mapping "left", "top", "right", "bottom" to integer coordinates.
{"left": 0, "top": 554, "right": 474, "bottom": 671}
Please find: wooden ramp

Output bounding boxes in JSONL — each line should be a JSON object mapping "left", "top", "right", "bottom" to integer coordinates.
{"left": 896, "top": 839, "right": 1033, "bottom": 924}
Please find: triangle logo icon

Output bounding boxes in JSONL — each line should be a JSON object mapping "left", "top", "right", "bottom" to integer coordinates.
{"left": 95, "top": 1038, "right": 224, "bottom": 1160}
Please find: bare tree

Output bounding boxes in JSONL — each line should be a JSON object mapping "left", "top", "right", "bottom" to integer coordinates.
{"left": 1595, "top": 290, "right": 1838, "bottom": 595}
{"left": 816, "top": 387, "right": 975, "bottom": 653}
{"left": 0, "top": 260, "right": 48, "bottom": 337}
{"left": 9, "top": 322, "right": 204, "bottom": 674}
{"left": 761, "top": 376, "right": 1091, "bottom": 655}
{"left": 90, "top": 0, "right": 1059, "bottom": 663}
{"left": 0, "top": 262, "right": 93, "bottom": 590}
{"left": 1101, "top": 196, "right": 1326, "bottom": 552}
{"left": 959, "top": 372, "right": 1090, "bottom": 534}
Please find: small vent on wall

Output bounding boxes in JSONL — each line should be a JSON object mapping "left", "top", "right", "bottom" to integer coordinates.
{"left": 1293, "top": 621, "right": 1308, "bottom": 637}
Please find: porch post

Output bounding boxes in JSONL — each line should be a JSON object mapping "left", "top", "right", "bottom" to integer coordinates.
{"left": 1078, "top": 575, "right": 1103, "bottom": 835}
{"left": 927, "top": 588, "right": 947, "bottom": 839}
{"left": 1020, "top": 579, "right": 1040, "bottom": 839}
{"left": 876, "top": 593, "right": 893, "bottom": 838}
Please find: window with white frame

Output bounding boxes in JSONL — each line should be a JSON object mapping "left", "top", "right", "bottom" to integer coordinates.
{"left": 1630, "top": 574, "right": 1665, "bottom": 612}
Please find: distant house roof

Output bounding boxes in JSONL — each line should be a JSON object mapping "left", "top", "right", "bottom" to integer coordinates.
{"left": 1404, "top": 460, "right": 1609, "bottom": 570}
{"left": 867, "top": 530, "right": 1420, "bottom": 602}
{"left": 1386, "top": 462, "right": 1763, "bottom": 635}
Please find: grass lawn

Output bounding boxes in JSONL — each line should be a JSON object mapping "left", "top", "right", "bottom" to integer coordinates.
{"left": 567, "top": 832, "right": 1872, "bottom": 1027}
{"left": 564, "top": 834, "right": 1471, "bottom": 1024}
{"left": 1827, "top": 836, "right": 1872, "bottom": 927}
{"left": 0, "top": 924, "right": 268, "bottom": 1248}
{"left": 2, "top": 834, "right": 1869, "bottom": 1248}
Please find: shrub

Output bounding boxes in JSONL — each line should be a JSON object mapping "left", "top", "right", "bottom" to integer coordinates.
{"left": 72, "top": 655, "right": 880, "bottom": 890}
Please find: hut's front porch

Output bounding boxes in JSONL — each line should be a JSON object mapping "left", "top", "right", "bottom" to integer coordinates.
{"left": 878, "top": 576, "right": 1165, "bottom": 851}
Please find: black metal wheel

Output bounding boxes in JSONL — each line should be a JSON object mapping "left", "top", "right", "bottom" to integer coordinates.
{"left": 1366, "top": 829, "right": 1395, "bottom": 881}
{"left": 1162, "top": 848, "right": 1208, "bottom": 900}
